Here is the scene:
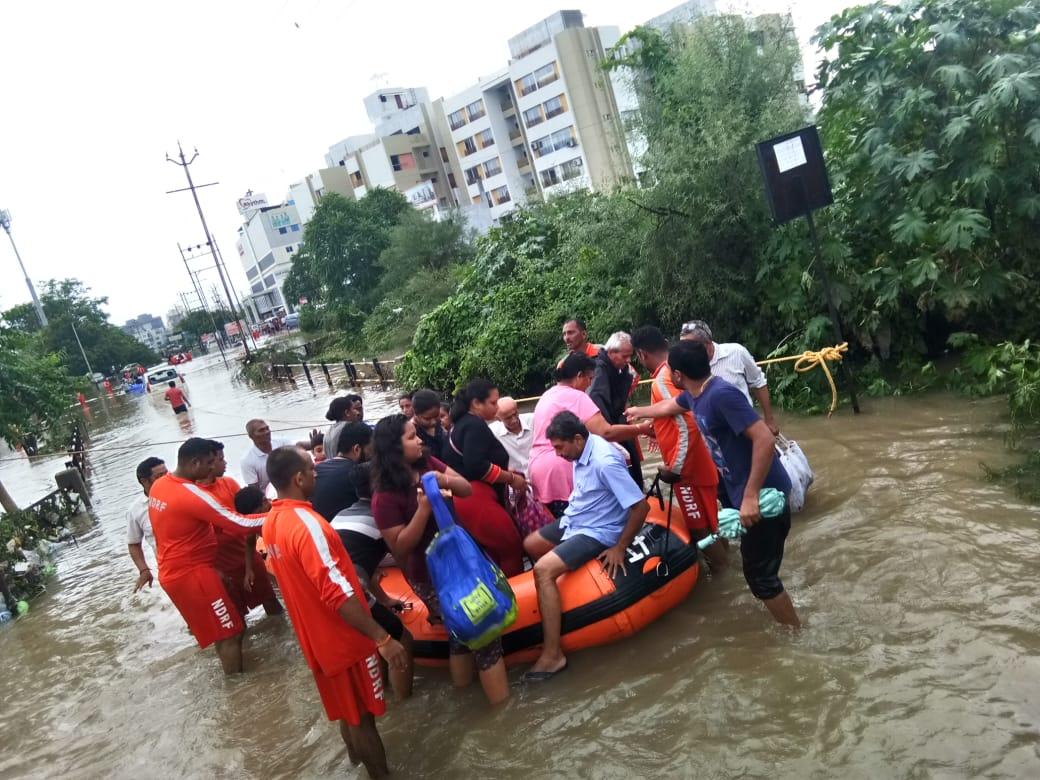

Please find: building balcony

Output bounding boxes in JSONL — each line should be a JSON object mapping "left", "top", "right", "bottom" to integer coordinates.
{"left": 517, "top": 155, "right": 531, "bottom": 170}
{"left": 508, "top": 127, "right": 522, "bottom": 142}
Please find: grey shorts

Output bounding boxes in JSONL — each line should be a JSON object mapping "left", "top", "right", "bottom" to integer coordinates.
{"left": 538, "top": 521, "right": 609, "bottom": 570}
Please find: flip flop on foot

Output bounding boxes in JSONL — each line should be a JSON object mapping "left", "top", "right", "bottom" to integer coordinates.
{"left": 522, "top": 661, "right": 568, "bottom": 682}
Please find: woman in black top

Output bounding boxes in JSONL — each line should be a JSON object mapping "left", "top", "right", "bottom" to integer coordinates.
{"left": 442, "top": 379, "right": 525, "bottom": 576}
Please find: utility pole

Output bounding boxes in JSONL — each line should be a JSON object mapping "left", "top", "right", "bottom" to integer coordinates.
{"left": 181, "top": 241, "right": 257, "bottom": 350}
{"left": 165, "top": 141, "right": 251, "bottom": 359}
{"left": 177, "top": 242, "right": 228, "bottom": 369}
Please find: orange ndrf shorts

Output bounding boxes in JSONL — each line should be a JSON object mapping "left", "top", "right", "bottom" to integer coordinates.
{"left": 161, "top": 565, "right": 244, "bottom": 649}
{"left": 674, "top": 482, "right": 719, "bottom": 535}
{"left": 313, "top": 654, "right": 387, "bottom": 726}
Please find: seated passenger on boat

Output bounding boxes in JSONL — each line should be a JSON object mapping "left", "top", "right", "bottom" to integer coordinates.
{"left": 522, "top": 411, "right": 649, "bottom": 682}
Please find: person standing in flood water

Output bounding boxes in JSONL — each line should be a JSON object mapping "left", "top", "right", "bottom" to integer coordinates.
{"left": 628, "top": 341, "right": 800, "bottom": 627}
{"left": 127, "top": 456, "right": 167, "bottom": 591}
{"left": 148, "top": 438, "right": 267, "bottom": 674}
{"left": 265, "top": 446, "right": 407, "bottom": 780}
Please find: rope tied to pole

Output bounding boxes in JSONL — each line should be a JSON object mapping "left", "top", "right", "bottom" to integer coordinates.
{"left": 757, "top": 342, "right": 849, "bottom": 416}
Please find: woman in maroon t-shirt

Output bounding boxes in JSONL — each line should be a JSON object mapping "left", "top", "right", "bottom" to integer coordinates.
{"left": 370, "top": 414, "right": 510, "bottom": 705}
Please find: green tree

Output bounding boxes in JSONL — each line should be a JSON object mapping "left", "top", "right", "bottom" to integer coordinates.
{"left": 2, "top": 279, "right": 158, "bottom": 376}
{"left": 284, "top": 189, "right": 411, "bottom": 310}
{"left": 801, "top": 0, "right": 1040, "bottom": 355}
{"left": 608, "top": 15, "right": 809, "bottom": 347}
{"left": 0, "top": 328, "right": 76, "bottom": 512}
{"left": 173, "top": 308, "right": 237, "bottom": 346}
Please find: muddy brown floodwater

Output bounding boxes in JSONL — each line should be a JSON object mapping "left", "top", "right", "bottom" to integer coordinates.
{"left": 1, "top": 354, "right": 1038, "bottom": 779}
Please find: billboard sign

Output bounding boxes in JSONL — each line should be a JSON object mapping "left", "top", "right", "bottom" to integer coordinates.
{"left": 237, "top": 192, "right": 269, "bottom": 214}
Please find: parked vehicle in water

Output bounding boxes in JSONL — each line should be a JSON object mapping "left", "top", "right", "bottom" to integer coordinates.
{"left": 146, "top": 365, "right": 179, "bottom": 385}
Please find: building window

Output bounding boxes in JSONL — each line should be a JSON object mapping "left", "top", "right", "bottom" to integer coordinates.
{"left": 447, "top": 172, "right": 457, "bottom": 188}
{"left": 491, "top": 185, "right": 511, "bottom": 205}
{"left": 263, "top": 274, "right": 276, "bottom": 288}
{"left": 278, "top": 227, "right": 288, "bottom": 235}
{"left": 291, "top": 224, "right": 301, "bottom": 232}
{"left": 466, "top": 99, "right": 486, "bottom": 121}
{"left": 560, "top": 157, "right": 584, "bottom": 181}
{"left": 483, "top": 157, "right": 502, "bottom": 178}
{"left": 523, "top": 106, "right": 543, "bottom": 128}
{"left": 530, "top": 135, "right": 551, "bottom": 158}
{"left": 259, "top": 255, "right": 276, "bottom": 271}
{"left": 543, "top": 94, "right": 568, "bottom": 120}
{"left": 515, "top": 73, "right": 537, "bottom": 97}
{"left": 457, "top": 137, "right": 477, "bottom": 157}
{"left": 247, "top": 266, "right": 260, "bottom": 280}
{"left": 448, "top": 109, "right": 466, "bottom": 130}
{"left": 251, "top": 281, "right": 265, "bottom": 294}
{"left": 390, "top": 153, "right": 416, "bottom": 172}
{"left": 550, "top": 126, "right": 577, "bottom": 150}
{"left": 472, "top": 195, "right": 483, "bottom": 205}
{"left": 286, "top": 246, "right": 294, "bottom": 254}
{"left": 464, "top": 165, "right": 482, "bottom": 186}
{"left": 476, "top": 128, "right": 494, "bottom": 149}
{"left": 540, "top": 167, "right": 561, "bottom": 188}
{"left": 440, "top": 147, "right": 449, "bottom": 163}
{"left": 535, "top": 61, "right": 559, "bottom": 89}
{"left": 407, "top": 126, "right": 420, "bottom": 135}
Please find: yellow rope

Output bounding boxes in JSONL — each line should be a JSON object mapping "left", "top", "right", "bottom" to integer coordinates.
{"left": 515, "top": 342, "right": 850, "bottom": 414}
{"left": 756, "top": 343, "right": 848, "bottom": 415}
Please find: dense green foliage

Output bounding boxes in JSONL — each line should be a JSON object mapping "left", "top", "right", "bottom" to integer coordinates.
{"left": 1, "top": 279, "right": 157, "bottom": 376}
{"left": 0, "top": 328, "right": 74, "bottom": 449}
{"left": 284, "top": 191, "right": 475, "bottom": 356}
{"left": 777, "top": 0, "right": 1040, "bottom": 358}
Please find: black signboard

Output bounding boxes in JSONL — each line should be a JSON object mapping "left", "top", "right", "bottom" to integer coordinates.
{"left": 755, "top": 125, "right": 833, "bottom": 224}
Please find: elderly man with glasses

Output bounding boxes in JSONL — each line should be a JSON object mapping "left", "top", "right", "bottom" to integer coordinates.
{"left": 680, "top": 320, "right": 779, "bottom": 436}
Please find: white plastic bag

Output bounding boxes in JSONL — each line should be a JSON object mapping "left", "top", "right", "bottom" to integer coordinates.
{"left": 776, "top": 434, "right": 814, "bottom": 513}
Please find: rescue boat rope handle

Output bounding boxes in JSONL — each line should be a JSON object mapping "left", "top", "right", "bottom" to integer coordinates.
{"left": 645, "top": 475, "right": 674, "bottom": 578}
{"left": 515, "top": 342, "right": 850, "bottom": 415}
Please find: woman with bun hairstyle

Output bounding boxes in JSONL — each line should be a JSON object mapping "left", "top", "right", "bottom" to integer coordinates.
{"left": 441, "top": 379, "right": 525, "bottom": 577}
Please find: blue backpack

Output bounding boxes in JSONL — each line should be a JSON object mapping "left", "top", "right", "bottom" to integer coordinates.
{"left": 422, "top": 472, "right": 518, "bottom": 649}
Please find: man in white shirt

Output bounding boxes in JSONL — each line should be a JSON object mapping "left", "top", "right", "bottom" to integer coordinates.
{"left": 489, "top": 396, "right": 535, "bottom": 474}
{"left": 240, "top": 419, "right": 312, "bottom": 492}
{"left": 127, "top": 456, "right": 167, "bottom": 592}
{"left": 680, "top": 320, "right": 779, "bottom": 435}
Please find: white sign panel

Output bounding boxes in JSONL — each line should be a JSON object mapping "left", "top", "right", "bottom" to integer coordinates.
{"left": 405, "top": 181, "right": 437, "bottom": 206}
{"left": 237, "top": 193, "right": 269, "bottom": 214}
{"left": 270, "top": 212, "right": 292, "bottom": 229}
{"left": 773, "top": 137, "right": 807, "bottom": 173}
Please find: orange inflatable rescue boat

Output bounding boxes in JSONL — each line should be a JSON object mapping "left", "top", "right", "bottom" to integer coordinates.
{"left": 379, "top": 501, "right": 701, "bottom": 667}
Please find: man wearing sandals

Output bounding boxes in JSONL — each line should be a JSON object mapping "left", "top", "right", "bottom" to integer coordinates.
{"left": 522, "top": 411, "right": 649, "bottom": 681}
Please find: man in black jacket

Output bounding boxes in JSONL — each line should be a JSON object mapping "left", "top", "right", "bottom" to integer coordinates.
{"left": 589, "top": 331, "right": 642, "bottom": 487}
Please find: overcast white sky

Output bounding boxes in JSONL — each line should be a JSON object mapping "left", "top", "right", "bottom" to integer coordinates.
{"left": 0, "top": 0, "right": 854, "bottom": 326}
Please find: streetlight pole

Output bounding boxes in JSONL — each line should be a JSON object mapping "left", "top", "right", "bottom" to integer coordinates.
{"left": 69, "top": 319, "right": 95, "bottom": 378}
{"left": 0, "top": 209, "right": 48, "bottom": 328}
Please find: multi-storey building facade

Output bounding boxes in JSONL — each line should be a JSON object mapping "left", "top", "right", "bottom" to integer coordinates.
{"left": 123, "top": 314, "right": 167, "bottom": 352}
{"left": 441, "top": 11, "right": 636, "bottom": 220}
{"left": 236, "top": 200, "right": 304, "bottom": 321}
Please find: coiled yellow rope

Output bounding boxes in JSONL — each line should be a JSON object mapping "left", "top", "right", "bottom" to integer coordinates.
{"left": 756, "top": 342, "right": 849, "bottom": 415}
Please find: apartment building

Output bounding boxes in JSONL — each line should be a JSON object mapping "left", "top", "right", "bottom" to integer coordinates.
{"left": 122, "top": 314, "right": 167, "bottom": 351}
{"left": 441, "top": 11, "right": 636, "bottom": 220}
{"left": 324, "top": 87, "right": 460, "bottom": 218}
{"left": 236, "top": 199, "right": 305, "bottom": 321}
{"left": 287, "top": 167, "right": 355, "bottom": 224}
